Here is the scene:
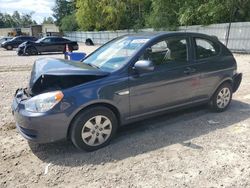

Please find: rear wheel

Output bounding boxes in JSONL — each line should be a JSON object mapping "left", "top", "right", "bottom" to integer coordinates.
{"left": 25, "top": 46, "right": 38, "bottom": 56}
{"left": 210, "top": 82, "right": 232, "bottom": 112}
{"left": 70, "top": 106, "right": 118, "bottom": 151}
{"left": 6, "top": 45, "right": 13, "bottom": 50}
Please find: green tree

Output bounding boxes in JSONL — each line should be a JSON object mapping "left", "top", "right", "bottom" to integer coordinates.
{"left": 0, "top": 11, "right": 36, "bottom": 28}
{"left": 52, "top": 0, "right": 75, "bottom": 26}
{"left": 60, "top": 14, "right": 78, "bottom": 31}
{"left": 0, "top": 13, "right": 4, "bottom": 28}
{"left": 20, "top": 12, "right": 37, "bottom": 27}
{"left": 57, "top": 0, "right": 250, "bottom": 31}
{"left": 148, "top": 0, "right": 250, "bottom": 29}
{"left": 147, "top": 0, "right": 182, "bottom": 30}
{"left": 76, "top": 0, "right": 151, "bottom": 31}
{"left": 97, "top": 0, "right": 127, "bottom": 30}
{"left": 76, "top": 0, "right": 102, "bottom": 31}
{"left": 43, "top": 17, "right": 54, "bottom": 24}
{"left": 123, "top": 0, "right": 151, "bottom": 30}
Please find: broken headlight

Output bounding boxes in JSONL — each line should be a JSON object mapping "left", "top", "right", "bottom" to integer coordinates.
{"left": 25, "top": 91, "right": 64, "bottom": 113}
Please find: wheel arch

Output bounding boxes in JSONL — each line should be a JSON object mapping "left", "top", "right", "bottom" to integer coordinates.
{"left": 209, "top": 78, "right": 233, "bottom": 99}
{"left": 67, "top": 102, "right": 121, "bottom": 139}
{"left": 25, "top": 45, "right": 39, "bottom": 54}
{"left": 6, "top": 44, "right": 13, "bottom": 50}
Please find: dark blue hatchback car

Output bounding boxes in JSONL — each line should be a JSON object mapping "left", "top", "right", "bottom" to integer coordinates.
{"left": 12, "top": 32, "right": 242, "bottom": 151}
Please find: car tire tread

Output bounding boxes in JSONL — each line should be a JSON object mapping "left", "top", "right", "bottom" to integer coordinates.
{"left": 209, "top": 82, "right": 233, "bottom": 112}
{"left": 70, "top": 106, "right": 118, "bottom": 151}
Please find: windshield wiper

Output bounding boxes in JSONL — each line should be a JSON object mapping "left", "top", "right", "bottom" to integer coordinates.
{"left": 86, "top": 63, "right": 100, "bottom": 69}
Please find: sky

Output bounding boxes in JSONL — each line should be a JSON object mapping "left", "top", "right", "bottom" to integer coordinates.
{"left": 0, "top": 0, "right": 55, "bottom": 23}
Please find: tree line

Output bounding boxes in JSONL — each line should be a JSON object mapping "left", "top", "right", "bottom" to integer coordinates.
{"left": 0, "top": 11, "right": 55, "bottom": 28}
{"left": 0, "top": 11, "right": 37, "bottom": 28}
{"left": 1, "top": 0, "right": 250, "bottom": 31}
{"left": 54, "top": 0, "right": 250, "bottom": 31}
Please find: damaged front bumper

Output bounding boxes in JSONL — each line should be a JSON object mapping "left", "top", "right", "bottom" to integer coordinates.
{"left": 16, "top": 46, "right": 25, "bottom": 55}
{"left": 12, "top": 89, "right": 71, "bottom": 143}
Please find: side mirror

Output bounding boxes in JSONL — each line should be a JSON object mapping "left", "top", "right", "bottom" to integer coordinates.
{"left": 133, "top": 60, "right": 154, "bottom": 73}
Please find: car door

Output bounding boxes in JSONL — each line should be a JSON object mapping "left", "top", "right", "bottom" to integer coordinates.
{"left": 13, "top": 37, "right": 23, "bottom": 48}
{"left": 190, "top": 37, "right": 229, "bottom": 100}
{"left": 39, "top": 38, "right": 54, "bottom": 52}
{"left": 128, "top": 36, "right": 201, "bottom": 118}
{"left": 50, "top": 38, "right": 62, "bottom": 52}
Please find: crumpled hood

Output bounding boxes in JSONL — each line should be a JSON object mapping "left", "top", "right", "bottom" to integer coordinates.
{"left": 29, "top": 58, "right": 109, "bottom": 93}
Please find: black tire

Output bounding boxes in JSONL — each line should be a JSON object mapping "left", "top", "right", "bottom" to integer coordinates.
{"left": 70, "top": 106, "right": 118, "bottom": 151}
{"left": 6, "top": 45, "right": 13, "bottom": 50}
{"left": 25, "top": 46, "right": 38, "bottom": 56}
{"left": 210, "top": 82, "right": 233, "bottom": 112}
{"left": 17, "top": 51, "right": 23, "bottom": 56}
{"left": 85, "top": 38, "right": 94, "bottom": 46}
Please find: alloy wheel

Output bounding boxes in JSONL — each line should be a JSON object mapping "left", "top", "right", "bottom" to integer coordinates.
{"left": 216, "top": 87, "right": 231, "bottom": 109}
{"left": 81, "top": 115, "right": 112, "bottom": 146}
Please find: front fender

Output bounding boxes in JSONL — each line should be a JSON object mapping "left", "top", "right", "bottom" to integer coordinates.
{"left": 24, "top": 45, "right": 38, "bottom": 54}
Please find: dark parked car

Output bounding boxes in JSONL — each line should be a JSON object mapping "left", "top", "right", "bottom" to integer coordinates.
{"left": 12, "top": 32, "right": 242, "bottom": 151}
{"left": 17, "top": 36, "right": 79, "bottom": 56}
{"left": 1, "top": 36, "right": 37, "bottom": 50}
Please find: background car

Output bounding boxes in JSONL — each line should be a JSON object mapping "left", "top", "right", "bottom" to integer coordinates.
{"left": 17, "top": 36, "right": 79, "bottom": 56}
{"left": 0, "top": 36, "right": 13, "bottom": 44}
{"left": 12, "top": 32, "right": 242, "bottom": 151}
{"left": 1, "top": 36, "right": 37, "bottom": 50}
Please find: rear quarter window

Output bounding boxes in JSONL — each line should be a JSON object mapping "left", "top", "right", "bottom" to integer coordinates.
{"left": 54, "top": 38, "right": 69, "bottom": 42}
{"left": 195, "top": 38, "right": 220, "bottom": 59}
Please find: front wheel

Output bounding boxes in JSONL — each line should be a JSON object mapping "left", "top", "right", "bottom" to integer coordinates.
{"left": 25, "top": 46, "right": 38, "bottom": 56}
{"left": 70, "top": 106, "right": 118, "bottom": 151}
{"left": 210, "top": 83, "right": 232, "bottom": 112}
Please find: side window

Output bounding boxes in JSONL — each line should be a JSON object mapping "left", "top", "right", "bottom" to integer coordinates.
{"left": 42, "top": 38, "right": 51, "bottom": 43}
{"left": 60, "top": 38, "right": 69, "bottom": 42}
{"left": 151, "top": 41, "right": 168, "bottom": 53}
{"left": 50, "top": 38, "right": 57, "bottom": 42}
{"left": 15, "top": 37, "right": 22, "bottom": 41}
{"left": 53, "top": 38, "right": 62, "bottom": 42}
{"left": 195, "top": 38, "right": 219, "bottom": 59}
{"left": 141, "top": 37, "right": 188, "bottom": 66}
{"left": 24, "top": 37, "right": 31, "bottom": 41}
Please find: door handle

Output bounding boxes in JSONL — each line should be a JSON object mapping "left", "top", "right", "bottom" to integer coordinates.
{"left": 184, "top": 67, "right": 196, "bottom": 74}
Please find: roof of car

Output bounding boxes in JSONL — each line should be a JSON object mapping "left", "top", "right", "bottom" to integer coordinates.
{"left": 18, "top": 35, "right": 34, "bottom": 37}
{"left": 126, "top": 31, "right": 215, "bottom": 39}
{"left": 44, "top": 36, "right": 63, "bottom": 38}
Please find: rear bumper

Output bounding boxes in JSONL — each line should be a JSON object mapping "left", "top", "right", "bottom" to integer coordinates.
{"left": 233, "top": 73, "right": 242, "bottom": 92}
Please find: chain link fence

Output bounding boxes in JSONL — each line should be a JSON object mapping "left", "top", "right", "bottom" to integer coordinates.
{"left": 64, "top": 22, "right": 250, "bottom": 53}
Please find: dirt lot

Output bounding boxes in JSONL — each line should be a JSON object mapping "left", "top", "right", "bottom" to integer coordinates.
{"left": 0, "top": 45, "right": 250, "bottom": 188}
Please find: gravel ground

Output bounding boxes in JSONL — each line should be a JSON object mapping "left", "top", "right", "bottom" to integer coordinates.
{"left": 0, "top": 45, "right": 250, "bottom": 188}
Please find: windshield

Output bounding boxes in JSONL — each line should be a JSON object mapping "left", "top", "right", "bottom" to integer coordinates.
{"left": 83, "top": 36, "right": 150, "bottom": 72}
{"left": 36, "top": 37, "right": 46, "bottom": 43}
{"left": 10, "top": 37, "right": 18, "bottom": 41}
